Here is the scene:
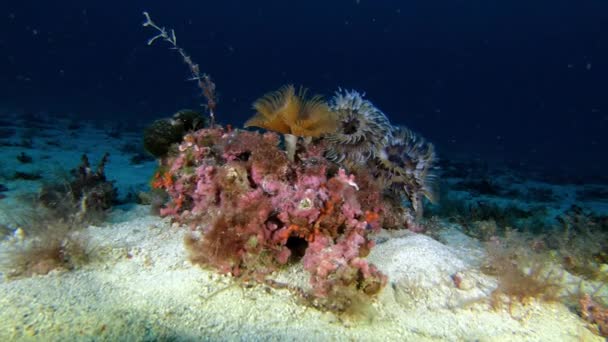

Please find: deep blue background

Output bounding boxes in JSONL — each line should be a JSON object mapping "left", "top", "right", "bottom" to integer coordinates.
{"left": 1, "top": 1, "right": 607, "bottom": 181}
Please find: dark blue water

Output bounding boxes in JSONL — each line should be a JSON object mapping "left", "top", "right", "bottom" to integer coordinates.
{"left": 1, "top": 1, "right": 607, "bottom": 182}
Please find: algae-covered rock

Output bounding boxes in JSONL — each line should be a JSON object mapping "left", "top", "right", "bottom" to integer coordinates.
{"left": 143, "top": 109, "right": 208, "bottom": 158}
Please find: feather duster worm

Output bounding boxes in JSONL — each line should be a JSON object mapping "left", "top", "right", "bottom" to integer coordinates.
{"left": 375, "top": 126, "right": 438, "bottom": 217}
{"left": 245, "top": 85, "right": 338, "bottom": 161}
{"left": 324, "top": 89, "right": 392, "bottom": 167}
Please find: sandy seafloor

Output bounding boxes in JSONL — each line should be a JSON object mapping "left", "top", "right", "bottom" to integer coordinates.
{"left": 0, "top": 113, "right": 606, "bottom": 341}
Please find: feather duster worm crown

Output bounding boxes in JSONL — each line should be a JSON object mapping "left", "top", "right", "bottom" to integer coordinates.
{"left": 325, "top": 89, "right": 391, "bottom": 166}
{"left": 245, "top": 85, "right": 338, "bottom": 137}
{"left": 324, "top": 89, "right": 393, "bottom": 167}
{"left": 376, "top": 126, "right": 438, "bottom": 216}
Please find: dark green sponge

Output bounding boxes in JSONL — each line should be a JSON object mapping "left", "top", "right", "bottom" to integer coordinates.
{"left": 143, "top": 109, "right": 208, "bottom": 158}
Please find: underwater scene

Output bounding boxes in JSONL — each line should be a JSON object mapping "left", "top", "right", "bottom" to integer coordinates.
{"left": 0, "top": 1, "right": 607, "bottom": 341}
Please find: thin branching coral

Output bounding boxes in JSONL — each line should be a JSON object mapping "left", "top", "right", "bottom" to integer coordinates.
{"left": 375, "top": 126, "right": 438, "bottom": 217}
{"left": 245, "top": 85, "right": 338, "bottom": 161}
{"left": 324, "top": 89, "right": 392, "bottom": 168}
{"left": 143, "top": 12, "right": 218, "bottom": 125}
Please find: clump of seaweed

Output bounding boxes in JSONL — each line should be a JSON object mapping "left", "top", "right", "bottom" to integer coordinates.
{"left": 0, "top": 198, "right": 90, "bottom": 279}
{"left": 0, "top": 153, "right": 120, "bottom": 279}
{"left": 38, "top": 153, "right": 117, "bottom": 223}
{"left": 481, "top": 229, "right": 563, "bottom": 312}
{"left": 466, "top": 219, "right": 500, "bottom": 241}
{"left": 547, "top": 205, "right": 608, "bottom": 282}
{"left": 453, "top": 200, "right": 608, "bottom": 336}
{"left": 580, "top": 293, "right": 608, "bottom": 337}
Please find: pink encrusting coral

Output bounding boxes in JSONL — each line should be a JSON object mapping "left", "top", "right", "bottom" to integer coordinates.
{"left": 302, "top": 171, "right": 387, "bottom": 297}
{"left": 154, "top": 126, "right": 387, "bottom": 299}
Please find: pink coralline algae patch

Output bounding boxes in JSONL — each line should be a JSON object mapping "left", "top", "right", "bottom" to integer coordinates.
{"left": 154, "top": 127, "right": 387, "bottom": 299}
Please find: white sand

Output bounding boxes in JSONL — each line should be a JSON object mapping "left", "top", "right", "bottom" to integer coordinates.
{"left": 0, "top": 206, "right": 601, "bottom": 341}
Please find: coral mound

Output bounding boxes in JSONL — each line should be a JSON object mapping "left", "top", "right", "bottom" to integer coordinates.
{"left": 154, "top": 127, "right": 386, "bottom": 300}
